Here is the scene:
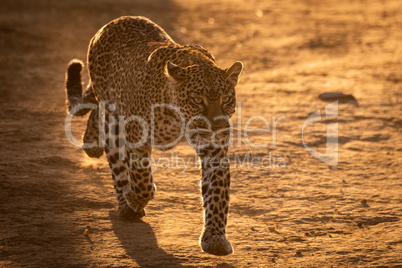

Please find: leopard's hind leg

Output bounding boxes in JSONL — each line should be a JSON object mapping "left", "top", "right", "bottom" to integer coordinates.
{"left": 82, "top": 84, "right": 104, "bottom": 158}
{"left": 65, "top": 59, "right": 103, "bottom": 158}
{"left": 82, "top": 108, "right": 104, "bottom": 158}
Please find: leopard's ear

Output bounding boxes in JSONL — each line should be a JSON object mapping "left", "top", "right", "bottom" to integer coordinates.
{"left": 167, "top": 61, "right": 186, "bottom": 81}
{"left": 225, "top": 61, "right": 243, "bottom": 87}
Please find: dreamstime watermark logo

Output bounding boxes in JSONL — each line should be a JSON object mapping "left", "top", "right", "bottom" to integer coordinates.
{"left": 64, "top": 101, "right": 339, "bottom": 169}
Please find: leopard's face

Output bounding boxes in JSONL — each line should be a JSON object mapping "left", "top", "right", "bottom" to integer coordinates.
{"left": 167, "top": 61, "right": 243, "bottom": 148}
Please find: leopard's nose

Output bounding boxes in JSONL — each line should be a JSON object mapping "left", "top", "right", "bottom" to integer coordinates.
{"left": 211, "top": 117, "right": 228, "bottom": 130}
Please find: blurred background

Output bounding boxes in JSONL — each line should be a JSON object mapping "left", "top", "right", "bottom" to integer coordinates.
{"left": 0, "top": 0, "right": 401, "bottom": 267}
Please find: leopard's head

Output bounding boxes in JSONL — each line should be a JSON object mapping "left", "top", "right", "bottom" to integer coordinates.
{"left": 166, "top": 60, "right": 243, "bottom": 149}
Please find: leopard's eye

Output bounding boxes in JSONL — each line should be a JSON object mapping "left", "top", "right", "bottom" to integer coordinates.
{"left": 222, "top": 96, "right": 231, "bottom": 103}
{"left": 193, "top": 97, "right": 204, "bottom": 105}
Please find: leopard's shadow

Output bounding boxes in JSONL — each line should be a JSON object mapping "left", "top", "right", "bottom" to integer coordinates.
{"left": 109, "top": 211, "right": 183, "bottom": 267}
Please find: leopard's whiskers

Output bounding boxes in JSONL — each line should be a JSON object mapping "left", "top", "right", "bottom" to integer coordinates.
{"left": 227, "top": 127, "right": 254, "bottom": 154}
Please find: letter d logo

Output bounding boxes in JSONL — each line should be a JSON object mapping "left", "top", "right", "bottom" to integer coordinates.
{"left": 302, "top": 101, "right": 339, "bottom": 167}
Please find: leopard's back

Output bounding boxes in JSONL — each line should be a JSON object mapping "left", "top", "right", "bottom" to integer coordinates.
{"left": 87, "top": 16, "right": 175, "bottom": 112}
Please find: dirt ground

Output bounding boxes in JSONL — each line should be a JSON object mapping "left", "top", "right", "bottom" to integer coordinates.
{"left": 0, "top": 0, "right": 401, "bottom": 267}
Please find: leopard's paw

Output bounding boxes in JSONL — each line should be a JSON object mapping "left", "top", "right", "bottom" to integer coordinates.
{"left": 118, "top": 205, "right": 145, "bottom": 220}
{"left": 200, "top": 231, "right": 233, "bottom": 256}
{"left": 82, "top": 147, "right": 104, "bottom": 158}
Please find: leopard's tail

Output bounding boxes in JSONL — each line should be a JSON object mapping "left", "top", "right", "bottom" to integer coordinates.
{"left": 65, "top": 59, "right": 98, "bottom": 116}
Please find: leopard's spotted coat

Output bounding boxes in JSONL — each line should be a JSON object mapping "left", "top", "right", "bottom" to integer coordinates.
{"left": 65, "top": 16, "right": 243, "bottom": 256}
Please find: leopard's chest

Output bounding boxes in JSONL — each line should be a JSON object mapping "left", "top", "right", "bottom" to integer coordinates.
{"left": 150, "top": 107, "right": 185, "bottom": 150}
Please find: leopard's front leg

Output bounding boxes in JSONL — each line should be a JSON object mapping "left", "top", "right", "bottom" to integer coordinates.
{"left": 199, "top": 146, "right": 233, "bottom": 256}
{"left": 124, "top": 145, "right": 155, "bottom": 213}
{"left": 105, "top": 109, "right": 155, "bottom": 219}
{"left": 107, "top": 145, "right": 155, "bottom": 219}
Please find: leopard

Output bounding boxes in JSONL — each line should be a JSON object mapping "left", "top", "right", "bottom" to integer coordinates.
{"left": 64, "top": 16, "right": 243, "bottom": 256}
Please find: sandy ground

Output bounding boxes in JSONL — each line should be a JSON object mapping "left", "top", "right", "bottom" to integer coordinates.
{"left": 0, "top": 0, "right": 401, "bottom": 267}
